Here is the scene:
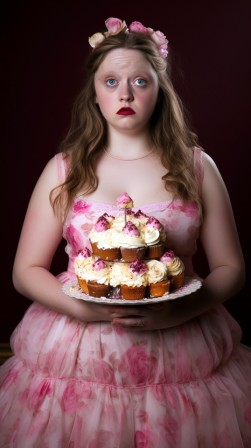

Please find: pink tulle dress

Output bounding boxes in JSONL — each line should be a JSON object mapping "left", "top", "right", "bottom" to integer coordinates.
{"left": 1, "top": 150, "right": 251, "bottom": 448}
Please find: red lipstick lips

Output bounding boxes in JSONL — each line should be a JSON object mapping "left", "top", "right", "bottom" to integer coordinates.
{"left": 117, "top": 107, "right": 135, "bottom": 115}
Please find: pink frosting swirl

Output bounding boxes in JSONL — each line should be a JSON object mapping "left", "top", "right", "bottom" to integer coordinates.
{"left": 79, "top": 247, "right": 92, "bottom": 258}
{"left": 134, "top": 210, "right": 148, "bottom": 219}
{"left": 146, "top": 216, "right": 162, "bottom": 229}
{"left": 92, "top": 259, "right": 107, "bottom": 271}
{"left": 116, "top": 192, "right": 134, "bottom": 209}
{"left": 160, "top": 250, "right": 175, "bottom": 262}
{"left": 129, "top": 259, "right": 147, "bottom": 274}
{"left": 102, "top": 212, "right": 115, "bottom": 221}
{"left": 94, "top": 216, "right": 109, "bottom": 232}
{"left": 122, "top": 221, "right": 140, "bottom": 236}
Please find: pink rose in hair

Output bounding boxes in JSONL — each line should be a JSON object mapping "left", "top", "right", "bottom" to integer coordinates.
{"left": 105, "top": 17, "right": 127, "bottom": 36}
{"left": 151, "top": 30, "right": 168, "bottom": 56}
{"left": 129, "top": 21, "right": 148, "bottom": 33}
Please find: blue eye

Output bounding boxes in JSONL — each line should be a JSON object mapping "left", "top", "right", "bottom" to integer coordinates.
{"left": 106, "top": 79, "right": 117, "bottom": 87}
{"left": 134, "top": 78, "right": 147, "bottom": 86}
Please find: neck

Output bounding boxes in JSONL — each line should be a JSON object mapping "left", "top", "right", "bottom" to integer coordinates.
{"left": 103, "top": 147, "right": 155, "bottom": 161}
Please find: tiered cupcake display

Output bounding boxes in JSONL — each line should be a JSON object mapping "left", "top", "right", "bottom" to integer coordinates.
{"left": 74, "top": 192, "right": 185, "bottom": 300}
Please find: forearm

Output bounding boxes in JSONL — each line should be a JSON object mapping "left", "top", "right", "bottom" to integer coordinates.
{"left": 12, "top": 266, "right": 112, "bottom": 322}
{"left": 176, "top": 265, "right": 246, "bottom": 323}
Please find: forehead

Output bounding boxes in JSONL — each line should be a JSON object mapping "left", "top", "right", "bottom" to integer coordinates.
{"left": 96, "top": 48, "right": 155, "bottom": 74}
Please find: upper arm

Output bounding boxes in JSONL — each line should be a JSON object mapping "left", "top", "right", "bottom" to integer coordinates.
{"left": 13, "top": 156, "right": 64, "bottom": 278}
{"left": 199, "top": 152, "right": 245, "bottom": 272}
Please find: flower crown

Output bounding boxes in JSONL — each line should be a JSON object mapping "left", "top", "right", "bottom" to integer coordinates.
{"left": 88, "top": 17, "right": 168, "bottom": 58}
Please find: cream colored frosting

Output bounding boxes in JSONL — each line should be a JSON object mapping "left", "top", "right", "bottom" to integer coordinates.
{"left": 166, "top": 258, "right": 185, "bottom": 276}
{"left": 74, "top": 256, "right": 95, "bottom": 279}
{"left": 143, "top": 228, "right": 161, "bottom": 246}
{"left": 87, "top": 264, "right": 110, "bottom": 285}
{"left": 146, "top": 260, "right": 168, "bottom": 283}
{"left": 110, "top": 262, "right": 148, "bottom": 287}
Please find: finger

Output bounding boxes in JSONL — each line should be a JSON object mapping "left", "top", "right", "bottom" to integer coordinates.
{"left": 112, "top": 307, "right": 145, "bottom": 315}
{"left": 112, "top": 317, "right": 145, "bottom": 328}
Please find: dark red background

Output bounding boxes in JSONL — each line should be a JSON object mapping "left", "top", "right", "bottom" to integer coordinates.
{"left": 1, "top": 1, "right": 251, "bottom": 345}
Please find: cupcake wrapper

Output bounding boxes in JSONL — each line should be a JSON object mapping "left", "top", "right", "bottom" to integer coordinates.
{"left": 120, "top": 247, "right": 146, "bottom": 262}
{"left": 77, "top": 277, "right": 89, "bottom": 294}
{"left": 90, "top": 241, "right": 121, "bottom": 261}
{"left": 87, "top": 281, "right": 111, "bottom": 298}
{"left": 145, "top": 243, "right": 165, "bottom": 259}
{"left": 149, "top": 279, "right": 170, "bottom": 297}
{"left": 120, "top": 284, "right": 146, "bottom": 300}
{"left": 169, "top": 272, "right": 185, "bottom": 291}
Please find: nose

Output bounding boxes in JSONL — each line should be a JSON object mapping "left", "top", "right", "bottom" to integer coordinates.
{"left": 119, "top": 82, "right": 134, "bottom": 102}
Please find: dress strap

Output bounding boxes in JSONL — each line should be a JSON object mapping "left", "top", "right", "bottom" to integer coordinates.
{"left": 193, "top": 146, "right": 204, "bottom": 194}
{"left": 54, "top": 152, "right": 70, "bottom": 183}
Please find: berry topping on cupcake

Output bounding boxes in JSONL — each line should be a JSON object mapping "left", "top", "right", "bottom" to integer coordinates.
{"left": 134, "top": 209, "right": 148, "bottom": 219}
{"left": 160, "top": 250, "right": 175, "bottom": 262}
{"left": 129, "top": 259, "right": 147, "bottom": 274}
{"left": 92, "top": 259, "right": 107, "bottom": 271}
{"left": 94, "top": 216, "right": 110, "bottom": 232}
{"left": 146, "top": 216, "right": 163, "bottom": 229}
{"left": 116, "top": 192, "right": 134, "bottom": 209}
{"left": 78, "top": 247, "right": 92, "bottom": 258}
{"left": 122, "top": 221, "right": 140, "bottom": 237}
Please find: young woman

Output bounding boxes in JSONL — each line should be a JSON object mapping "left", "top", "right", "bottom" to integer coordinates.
{"left": 1, "top": 17, "right": 251, "bottom": 447}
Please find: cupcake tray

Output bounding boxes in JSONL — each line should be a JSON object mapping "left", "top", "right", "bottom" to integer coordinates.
{"left": 62, "top": 277, "right": 202, "bottom": 305}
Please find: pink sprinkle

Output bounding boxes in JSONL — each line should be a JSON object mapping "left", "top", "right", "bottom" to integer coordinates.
{"left": 146, "top": 216, "right": 162, "bottom": 229}
{"left": 116, "top": 192, "right": 134, "bottom": 209}
{"left": 160, "top": 250, "right": 175, "bottom": 262}
{"left": 80, "top": 247, "right": 92, "bottom": 258}
{"left": 122, "top": 221, "right": 140, "bottom": 236}
{"left": 134, "top": 210, "right": 148, "bottom": 219}
{"left": 129, "top": 259, "right": 147, "bottom": 274}
{"left": 92, "top": 259, "right": 106, "bottom": 271}
{"left": 94, "top": 217, "right": 109, "bottom": 232}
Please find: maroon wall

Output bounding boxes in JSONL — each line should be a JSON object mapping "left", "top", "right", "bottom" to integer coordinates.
{"left": 2, "top": 1, "right": 251, "bottom": 344}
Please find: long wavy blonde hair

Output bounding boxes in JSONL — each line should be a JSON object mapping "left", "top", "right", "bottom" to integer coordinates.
{"left": 50, "top": 31, "right": 203, "bottom": 217}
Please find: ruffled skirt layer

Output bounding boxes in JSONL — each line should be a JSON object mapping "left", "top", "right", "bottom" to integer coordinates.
{"left": 1, "top": 302, "right": 251, "bottom": 447}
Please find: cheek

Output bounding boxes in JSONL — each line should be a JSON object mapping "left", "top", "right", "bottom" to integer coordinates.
{"left": 140, "top": 94, "right": 158, "bottom": 115}
{"left": 97, "top": 94, "right": 114, "bottom": 117}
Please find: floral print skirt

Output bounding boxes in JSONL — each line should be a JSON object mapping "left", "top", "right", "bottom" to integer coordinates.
{"left": 1, "top": 302, "right": 251, "bottom": 447}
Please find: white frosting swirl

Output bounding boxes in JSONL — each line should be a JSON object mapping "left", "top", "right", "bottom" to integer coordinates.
{"left": 146, "top": 260, "right": 167, "bottom": 283}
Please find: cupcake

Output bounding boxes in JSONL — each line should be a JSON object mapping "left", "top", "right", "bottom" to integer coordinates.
{"left": 89, "top": 215, "right": 121, "bottom": 261}
{"left": 146, "top": 259, "right": 170, "bottom": 297}
{"left": 74, "top": 247, "right": 95, "bottom": 293}
{"left": 144, "top": 216, "right": 166, "bottom": 259}
{"left": 160, "top": 250, "right": 185, "bottom": 291}
{"left": 116, "top": 192, "right": 134, "bottom": 209}
{"left": 120, "top": 221, "right": 146, "bottom": 262}
{"left": 87, "top": 259, "right": 111, "bottom": 298}
{"left": 120, "top": 259, "right": 148, "bottom": 300}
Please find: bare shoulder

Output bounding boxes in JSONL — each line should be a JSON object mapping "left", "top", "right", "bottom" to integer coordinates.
{"left": 30, "top": 154, "right": 64, "bottom": 199}
{"left": 201, "top": 151, "right": 229, "bottom": 199}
